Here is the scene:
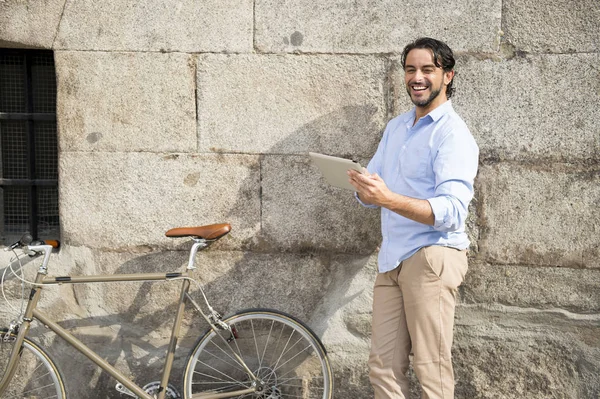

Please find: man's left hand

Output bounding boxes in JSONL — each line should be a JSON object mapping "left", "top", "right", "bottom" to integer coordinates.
{"left": 347, "top": 169, "right": 392, "bottom": 207}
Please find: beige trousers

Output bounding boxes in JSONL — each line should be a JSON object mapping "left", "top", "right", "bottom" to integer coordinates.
{"left": 368, "top": 246, "right": 468, "bottom": 399}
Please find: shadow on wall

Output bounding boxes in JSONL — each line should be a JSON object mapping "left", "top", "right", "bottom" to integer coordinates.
{"left": 32, "top": 105, "right": 383, "bottom": 398}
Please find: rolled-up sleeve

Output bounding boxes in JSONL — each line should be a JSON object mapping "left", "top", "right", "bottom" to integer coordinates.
{"left": 426, "top": 128, "right": 479, "bottom": 232}
{"left": 355, "top": 191, "right": 379, "bottom": 208}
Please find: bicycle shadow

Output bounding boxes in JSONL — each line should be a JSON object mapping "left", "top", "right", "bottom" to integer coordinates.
{"left": 28, "top": 105, "right": 383, "bottom": 398}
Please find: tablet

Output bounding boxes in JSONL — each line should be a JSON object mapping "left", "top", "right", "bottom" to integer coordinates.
{"left": 309, "top": 152, "right": 364, "bottom": 191}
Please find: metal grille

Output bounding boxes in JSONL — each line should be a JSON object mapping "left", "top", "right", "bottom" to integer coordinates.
{"left": 0, "top": 49, "right": 59, "bottom": 242}
{"left": 37, "top": 186, "right": 59, "bottom": 237}
{"left": 0, "top": 121, "right": 28, "bottom": 179}
{"left": 31, "top": 53, "right": 56, "bottom": 113}
{"left": 1, "top": 186, "right": 29, "bottom": 236}
{"left": 34, "top": 122, "right": 58, "bottom": 179}
{"left": 0, "top": 53, "right": 26, "bottom": 113}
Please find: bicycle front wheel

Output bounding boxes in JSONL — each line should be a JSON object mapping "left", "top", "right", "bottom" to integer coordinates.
{"left": 183, "top": 309, "right": 333, "bottom": 399}
{"left": 0, "top": 329, "right": 66, "bottom": 399}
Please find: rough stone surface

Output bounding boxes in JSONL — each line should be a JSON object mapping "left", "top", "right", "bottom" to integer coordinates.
{"left": 503, "top": 0, "right": 600, "bottom": 53}
{"left": 197, "top": 54, "right": 387, "bottom": 156}
{"left": 477, "top": 163, "right": 600, "bottom": 268}
{"left": 454, "top": 305, "right": 600, "bottom": 398}
{"left": 0, "top": 0, "right": 65, "bottom": 49}
{"left": 59, "top": 152, "right": 260, "bottom": 250}
{"left": 452, "top": 54, "right": 600, "bottom": 162}
{"left": 461, "top": 262, "right": 600, "bottom": 312}
{"left": 55, "top": 51, "right": 196, "bottom": 152}
{"left": 54, "top": 0, "right": 253, "bottom": 52}
{"left": 255, "top": 0, "right": 502, "bottom": 54}
{"left": 261, "top": 155, "right": 381, "bottom": 253}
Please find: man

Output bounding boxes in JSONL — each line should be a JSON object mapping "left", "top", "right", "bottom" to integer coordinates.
{"left": 348, "top": 37, "right": 479, "bottom": 398}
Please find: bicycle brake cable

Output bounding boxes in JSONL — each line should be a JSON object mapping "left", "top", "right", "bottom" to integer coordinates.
{"left": 1, "top": 250, "right": 27, "bottom": 318}
{"left": 167, "top": 276, "right": 217, "bottom": 315}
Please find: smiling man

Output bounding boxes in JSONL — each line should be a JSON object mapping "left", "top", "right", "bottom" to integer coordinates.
{"left": 348, "top": 38, "right": 479, "bottom": 398}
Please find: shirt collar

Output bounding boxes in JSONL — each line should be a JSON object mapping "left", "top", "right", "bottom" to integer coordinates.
{"left": 403, "top": 100, "right": 453, "bottom": 125}
{"left": 427, "top": 100, "right": 453, "bottom": 122}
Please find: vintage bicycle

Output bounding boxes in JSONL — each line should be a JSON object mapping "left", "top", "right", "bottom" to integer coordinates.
{"left": 0, "top": 223, "right": 333, "bottom": 399}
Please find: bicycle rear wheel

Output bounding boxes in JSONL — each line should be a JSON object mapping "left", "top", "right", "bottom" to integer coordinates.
{"left": 183, "top": 309, "right": 333, "bottom": 399}
{"left": 0, "top": 329, "right": 66, "bottom": 399}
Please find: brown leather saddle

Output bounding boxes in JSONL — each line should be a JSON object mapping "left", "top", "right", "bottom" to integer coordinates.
{"left": 165, "top": 223, "right": 231, "bottom": 240}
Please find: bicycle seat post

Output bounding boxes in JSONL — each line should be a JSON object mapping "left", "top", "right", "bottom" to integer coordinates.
{"left": 186, "top": 238, "right": 209, "bottom": 270}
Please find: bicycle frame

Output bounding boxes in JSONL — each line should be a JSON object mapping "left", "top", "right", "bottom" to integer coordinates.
{"left": 0, "top": 243, "right": 259, "bottom": 399}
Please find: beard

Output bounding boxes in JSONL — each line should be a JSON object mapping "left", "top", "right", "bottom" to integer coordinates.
{"left": 407, "top": 85, "right": 442, "bottom": 107}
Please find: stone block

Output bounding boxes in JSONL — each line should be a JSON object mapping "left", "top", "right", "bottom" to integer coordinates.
{"left": 255, "top": 0, "right": 502, "bottom": 53}
{"left": 454, "top": 305, "right": 600, "bottom": 398}
{"left": 503, "top": 0, "right": 600, "bottom": 53}
{"left": 452, "top": 54, "right": 600, "bottom": 162}
{"left": 0, "top": 0, "right": 65, "bottom": 48}
{"left": 261, "top": 155, "right": 381, "bottom": 253}
{"left": 461, "top": 262, "right": 600, "bottom": 312}
{"left": 476, "top": 163, "right": 600, "bottom": 268}
{"left": 197, "top": 54, "right": 387, "bottom": 156}
{"left": 59, "top": 152, "right": 260, "bottom": 249}
{"left": 54, "top": 0, "right": 253, "bottom": 52}
{"left": 55, "top": 51, "right": 196, "bottom": 152}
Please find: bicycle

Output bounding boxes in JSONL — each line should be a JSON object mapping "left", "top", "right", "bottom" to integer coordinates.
{"left": 0, "top": 223, "right": 333, "bottom": 399}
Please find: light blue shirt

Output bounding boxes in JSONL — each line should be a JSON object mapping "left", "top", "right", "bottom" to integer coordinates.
{"left": 357, "top": 101, "right": 479, "bottom": 273}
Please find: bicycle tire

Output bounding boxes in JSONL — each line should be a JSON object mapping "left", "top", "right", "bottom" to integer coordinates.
{"left": 183, "top": 309, "right": 333, "bottom": 399}
{"left": 0, "top": 328, "right": 67, "bottom": 399}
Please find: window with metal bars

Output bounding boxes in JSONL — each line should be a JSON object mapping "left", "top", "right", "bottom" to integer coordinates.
{"left": 0, "top": 49, "right": 59, "bottom": 243}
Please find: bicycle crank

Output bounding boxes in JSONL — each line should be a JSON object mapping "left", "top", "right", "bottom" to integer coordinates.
{"left": 115, "top": 381, "right": 181, "bottom": 398}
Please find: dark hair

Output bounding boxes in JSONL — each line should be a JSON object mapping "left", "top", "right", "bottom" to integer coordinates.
{"left": 401, "top": 37, "right": 456, "bottom": 99}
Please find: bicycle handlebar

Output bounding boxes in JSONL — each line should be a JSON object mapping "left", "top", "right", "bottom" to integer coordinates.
{"left": 4, "top": 233, "right": 60, "bottom": 252}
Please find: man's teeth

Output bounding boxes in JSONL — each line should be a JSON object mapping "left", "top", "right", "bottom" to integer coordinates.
{"left": 413, "top": 86, "right": 427, "bottom": 91}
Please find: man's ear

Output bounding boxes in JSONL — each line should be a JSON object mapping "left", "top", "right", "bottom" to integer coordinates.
{"left": 444, "top": 70, "right": 455, "bottom": 86}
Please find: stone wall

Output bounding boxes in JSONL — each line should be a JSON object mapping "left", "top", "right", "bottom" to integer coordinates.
{"left": 1, "top": 0, "right": 599, "bottom": 398}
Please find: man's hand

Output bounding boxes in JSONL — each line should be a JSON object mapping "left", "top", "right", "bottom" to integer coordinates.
{"left": 347, "top": 169, "right": 392, "bottom": 207}
{"left": 348, "top": 168, "right": 435, "bottom": 226}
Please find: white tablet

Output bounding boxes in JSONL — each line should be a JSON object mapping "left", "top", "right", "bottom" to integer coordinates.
{"left": 309, "top": 152, "right": 364, "bottom": 191}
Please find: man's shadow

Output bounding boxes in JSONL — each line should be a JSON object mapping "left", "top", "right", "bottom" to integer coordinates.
{"left": 27, "top": 105, "right": 383, "bottom": 398}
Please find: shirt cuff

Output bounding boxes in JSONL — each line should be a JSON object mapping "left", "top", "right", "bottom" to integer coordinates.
{"left": 427, "top": 196, "right": 457, "bottom": 231}
{"left": 355, "top": 192, "right": 379, "bottom": 209}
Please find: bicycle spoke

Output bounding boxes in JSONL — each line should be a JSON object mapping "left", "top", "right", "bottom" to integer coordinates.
{"left": 193, "top": 360, "right": 248, "bottom": 387}
{"left": 272, "top": 343, "right": 314, "bottom": 375}
{"left": 250, "top": 319, "right": 261, "bottom": 371}
{"left": 202, "top": 349, "right": 246, "bottom": 375}
{"left": 207, "top": 337, "right": 247, "bottom": 372}
{"left": 192, "top": 380, "right": 245, "bottom": 392}
{"left": 279, "top": 393, "right": 310, "bottom": 398}
{"left": 269, "top": 329, "right": 295, "bottom": 375}
{"left": 184, "top": 312, "right": 331, "bottom": 399}
{"left": 21, "top": 382, "right": 59, "bottom": 394}
{"left": 259, "top": 320, "right": 275, "bottom": 367}
{"left": 269, "top": 335, "right": 305, "bottom": 371}
{"left": 268, "top": 323, "right": 287, "bottom": 366}
{"left": 277, "top": 375, "right": 325, "bottom": 384}
{"left": 0, "top": 335, "right": 65, "bottom": 399}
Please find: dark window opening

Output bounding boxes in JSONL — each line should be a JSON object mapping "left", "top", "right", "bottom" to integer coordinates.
{"left": 0, "top": 49, "right": 59, "bottom": 243}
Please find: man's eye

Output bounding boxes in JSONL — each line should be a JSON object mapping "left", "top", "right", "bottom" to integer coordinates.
{"left": 423, "top": 68, "right": 435, "bottom": 73}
